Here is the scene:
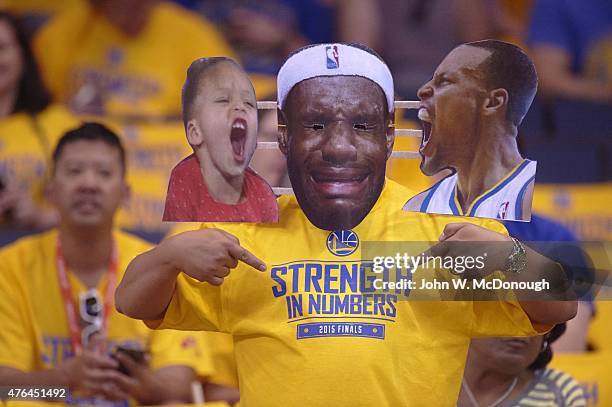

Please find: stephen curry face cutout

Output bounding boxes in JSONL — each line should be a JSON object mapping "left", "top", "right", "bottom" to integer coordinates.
{"left": 163, "top": 57, "right": 279, "bottom": 223}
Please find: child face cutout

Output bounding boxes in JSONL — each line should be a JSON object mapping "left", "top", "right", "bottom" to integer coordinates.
{"left": 190, "top": 62, "right": 258, "bottom": 179}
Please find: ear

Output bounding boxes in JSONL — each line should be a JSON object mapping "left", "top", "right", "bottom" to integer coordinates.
{"left": 385, "top": 111, "right": 396, "bottom": 160}
{"left": 277, "top": 108, "right": 289, "bottom": 156}
{"left": 186, "top": 119, "right": 204, "bottom": 147}
{"left": 483, "top": 88, "right": 509, "bottom": 117}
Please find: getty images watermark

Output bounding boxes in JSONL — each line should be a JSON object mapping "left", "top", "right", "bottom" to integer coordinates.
{"left": 359, "top": 240, "right": 608, "bottom": 302}
{"left": 370, "top": 251, "right": 550, "bottom": 293}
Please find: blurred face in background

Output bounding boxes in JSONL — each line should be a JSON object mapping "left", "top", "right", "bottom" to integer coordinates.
{"left": 188, "top": 61, "right": 258, "bottom": 180}
{"left": 49, "top": 140, "right": 128, "bottom": 229}
{"left": 0, "top": 18, "right": 23, "bottom": 99}
{"left": 91, "top": 0, "right": 159, "bottom": 36}
{"left": 469, "top": 336, "right": 544, "bottom": 376}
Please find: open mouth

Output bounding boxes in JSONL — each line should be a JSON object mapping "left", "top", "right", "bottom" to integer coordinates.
{"left": 310, "top": 167, "right": 369, "bottom": 197}
{"left": 230, "top": 118, "right": 248, "bottom": 163}
{"left": 418, "top": 107, "right": 433, "bottom": 153}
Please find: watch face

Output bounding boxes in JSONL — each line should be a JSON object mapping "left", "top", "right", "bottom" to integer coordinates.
{"left": 505, "top": 238, "right": 526, "bottom": 274}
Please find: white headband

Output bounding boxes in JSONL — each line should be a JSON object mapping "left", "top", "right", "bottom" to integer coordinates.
{"left": 277, "top": 43, "right": 394, "bottom": 112}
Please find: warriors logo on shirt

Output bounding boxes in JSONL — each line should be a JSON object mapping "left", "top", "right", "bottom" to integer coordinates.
{"left": 326, "top": 230, "right": 359, "bottom": 256}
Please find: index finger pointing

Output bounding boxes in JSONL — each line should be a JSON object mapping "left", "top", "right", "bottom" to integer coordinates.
{"left": 228, "top": 244, "right": 266, "bottom": 272}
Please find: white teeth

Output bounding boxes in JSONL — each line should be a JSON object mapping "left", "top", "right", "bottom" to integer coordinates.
{"left": 418, "top": 108, "right": 431, "bottom": 123}
{"left": 232, "top": 122, "right": 246, "bottom": 130}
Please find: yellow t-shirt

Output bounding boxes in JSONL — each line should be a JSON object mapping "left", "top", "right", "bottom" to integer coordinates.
{"left": 0, "top": 229, "right": 213, "bottom": 399}
{"left": 0, "top": 105, "right": 78, "bottom": 207}
{"left": 167, "top": 223, "right": 239, "bottom": 389}
{"left": 200, "top": 332, "right": 239, "bottom": 389}
{"left": 33, "top": 2, "right": 237, "bottom": 120}
{"left": 152, "top": 178, "right": 541, "bottom": 406}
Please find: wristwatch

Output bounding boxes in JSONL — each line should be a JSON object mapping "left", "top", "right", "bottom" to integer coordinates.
{"left": 503, "top": 237, "right": 527, "bottom": 274}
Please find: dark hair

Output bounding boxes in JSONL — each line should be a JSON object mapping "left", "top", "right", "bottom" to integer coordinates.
{"left": 181, "top": 57, "right": 244, "bottom": 126}
{"left": 52, "top": 122, "right": 126, "bottom": 173}
{"left": 0, "top": 12, "right": 51, "bottom": 114}
{"left": 528, "top": 323, "right": 566, "bottom": 371}
{"left": 465, "top": 39, "right": 538, "bottom": 127}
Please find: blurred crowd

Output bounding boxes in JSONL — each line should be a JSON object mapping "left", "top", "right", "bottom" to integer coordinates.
{"left": 0, "top": 0, "right": 609, "bottom": 405}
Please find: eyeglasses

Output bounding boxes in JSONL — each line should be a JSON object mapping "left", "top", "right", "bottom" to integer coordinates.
{"left": 79, "top": 289, "right": 103, "bottom": 346}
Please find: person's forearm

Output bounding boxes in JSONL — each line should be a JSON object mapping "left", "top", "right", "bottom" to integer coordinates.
{"left": 133, "top": 366, "right": 195, "bottom": 405}
{"left": 0, "top": 366, "right": 69, "bottom": 386}
{"left": 336, "top": 0, "right": 381, "bottom": 49}
{"left": 533, "top": 46, "right": 612, "bottom": 102}
{"left": 542, "top": 73, "right": 611, "bottom": 102}
{"left": 511, "top": 245, "right": 577, "bottom": 325}
{"left": 115, "top": 240, "right": 180, "bottom": 320}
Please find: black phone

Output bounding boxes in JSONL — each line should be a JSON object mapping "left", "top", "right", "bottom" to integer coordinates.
{"left": 112, "top": 345, "right": 146, "bottom": 376}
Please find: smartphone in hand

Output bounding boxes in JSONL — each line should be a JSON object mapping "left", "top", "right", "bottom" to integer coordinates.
{"left": 112, "top": 345, "right": 146, "bottom": 376}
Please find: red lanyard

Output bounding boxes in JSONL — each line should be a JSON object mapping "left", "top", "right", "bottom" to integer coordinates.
{"left": 56, "top": 236, "right": 118, "bottom": 355}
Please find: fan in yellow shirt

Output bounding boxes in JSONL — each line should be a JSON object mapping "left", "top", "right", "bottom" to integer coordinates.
{"left": 0, "top": 12, "right": 79, "bottom": 231}
{"left": 33, "top": 0, "right": 237, "bottom": 121}
{"left": 0, "top": 123, "right": 212, "bottom": 404}
{"left": 116, "top": 43, "right": 577, "bottom": 406}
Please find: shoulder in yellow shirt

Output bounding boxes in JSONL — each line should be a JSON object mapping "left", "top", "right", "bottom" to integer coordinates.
{"left": 0, "top": 229, "right": 212, "bottom": 381}
{"left": 153, "top": 179, "right": 541, "bottom": 406}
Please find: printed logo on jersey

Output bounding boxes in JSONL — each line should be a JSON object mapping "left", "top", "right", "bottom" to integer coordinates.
{"left": 326, "top": 45, "right": 340, "bottom": 69}
{"left": 327, "top": 230, "right": 359, "bottom": 256}
{"left": 498, "top": 201, "right": 510, "bottom": 219}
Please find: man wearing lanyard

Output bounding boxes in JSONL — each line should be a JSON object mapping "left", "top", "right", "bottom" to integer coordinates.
{"left": 0, "top": 123, "right": 211, "bottom": 404}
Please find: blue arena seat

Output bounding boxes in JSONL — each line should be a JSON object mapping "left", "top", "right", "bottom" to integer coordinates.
{"left": 519, "top": 96, "right": 549, "bottom": 142}
{"left": 524, "top": 142, "right": 604, "bottom": 183}
{"left": 552, "top": 99, "right": 612, "bottom": 142}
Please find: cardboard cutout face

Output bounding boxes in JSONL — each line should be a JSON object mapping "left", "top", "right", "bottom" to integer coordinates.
{"left": 162, "top": 59, "right": 278, "bottom": 223}
{"left": 403, "top": 45, "right": 537, "bottom": 222}
{"left": 278, "top": 76, "right": 394, "bottom": 231}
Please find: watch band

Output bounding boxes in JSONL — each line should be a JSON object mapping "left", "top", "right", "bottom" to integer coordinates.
{"left": 503, "top": 237, "right": 527, "bottom": 274}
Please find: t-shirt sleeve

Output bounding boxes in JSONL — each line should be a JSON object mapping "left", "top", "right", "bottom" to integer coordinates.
{"left": 468, "top": 219, "right": 551, "bottom": 337}
{"left": 0, "top": 248, "right": 37, "bottom": 371}
{"left": 145, "top": 273, "right": 227, "bottom": 333}
{"left": 527, "top": 0, "right": 572, "bottom": 52}
{"left": 148, "top": 329, "right": 214, "bottom": 378}
{"left": 470, "top": 297, "right": 548, "bottom": 338}
{"left": 33, "top": 6, "right": 88, "bottom": 100}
